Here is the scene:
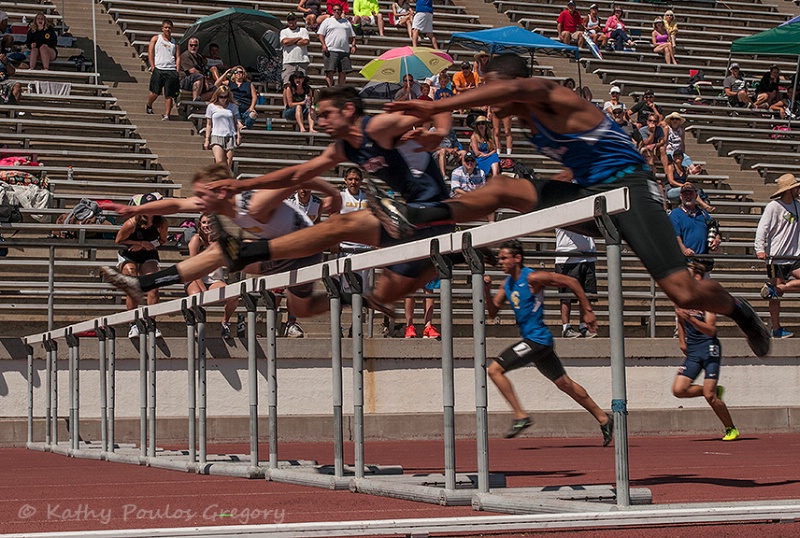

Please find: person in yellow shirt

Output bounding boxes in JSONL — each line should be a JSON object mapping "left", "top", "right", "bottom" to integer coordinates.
{"left": 353, "top": 0, "right": 384, "bottom": 36}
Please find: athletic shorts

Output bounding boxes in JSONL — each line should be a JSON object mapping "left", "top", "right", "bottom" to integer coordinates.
{"left": 379, "top": 222, "right": 455, "bottom": 278}
{"left": 149, "top": 68, "right": 180, "bottom": 98}
{"left": 677, "top": 344, "right": 722, "bottom": 381}
{"left": 494, "top": 339, "right": 566, "bottom": 382}
{"left": 555, "top": 261, "right": 597, "bottom": 298}
{"left": 254, "top": 252, "right": 323, "bottom": 298}
{"left": 527, "top": 166, "right": 685, "bottom": 281}
{"left": 766, "top": 260, "right": 800, "bottom": 281}
{"left": 281, "top": 63, "right": 309, "bottom": 86}
{"left": 210, "top": 134, "right": 235, "bottom": 151}
{"left": 412, "top": 12, "right": 433, "bottom": 33}
{"left": 323, "top": 50, "right": 352, "bottom": 73}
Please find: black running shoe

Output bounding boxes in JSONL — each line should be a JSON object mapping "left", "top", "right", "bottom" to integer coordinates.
{"left": 504, "top": 416, "right": 533, "bottom": 438}
{"left": 364, "top": 181, "right": 416, "bottom": 240}
{"left": 733, "top": 296, "right": 771, "bottom": 357}
{"left": 100, "top": 266, "right": 145, "bottom": 305}
{"left": 601, "top": 412, "right": 614, "bottom": 447}
{"left": 208, "top": 214, "right": 243, "bottom": 268}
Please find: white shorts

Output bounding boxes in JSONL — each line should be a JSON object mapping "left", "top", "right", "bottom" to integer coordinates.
{"left": 412, "top": 12, "right": 433, "bottom": 33}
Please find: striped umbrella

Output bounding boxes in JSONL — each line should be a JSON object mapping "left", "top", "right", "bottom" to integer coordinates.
{"left": 359, "top": 46, "right": 453, "bottom": 82}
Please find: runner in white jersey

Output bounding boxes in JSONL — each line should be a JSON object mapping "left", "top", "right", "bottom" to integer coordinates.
{"left": 100, "top": 164, "right": 342, "bottom": 319}
{"left": 337, "top": 167, "right": 372, "bottom": 293}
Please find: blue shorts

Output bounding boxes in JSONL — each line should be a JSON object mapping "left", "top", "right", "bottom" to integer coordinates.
{"left": 677, "top": 345, "right": 722, "bottom": 381}
{"left": 379, "top": 222, "right": 454, "bottom": 278}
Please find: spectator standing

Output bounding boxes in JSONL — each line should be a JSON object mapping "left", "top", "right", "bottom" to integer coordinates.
{"left": 428, "top": 69, "right": 452, "bottom": 95}
{"left": 216, "top": 66, "right": 258, "bottom": 129}
{"left": 116, "top": 193, "right": 168, "bottom": 337}
{"left": 0, "top": 51, "right": 21, "bottom": 104}
{"left": 628, "top": 89, "right": 663, "bottom": 127}
{"left": 391, "top": 0, "right": 414, "bottom": 40}
{"left": 756, "top": 174, "right": 800, "bottom": 339}
{"left": 471, "top": 115, "right": 500, "bottom": 177}
{"left": 353, "top": 0, "right": 385, "bottom": 37}
{"left": 663, "top": 10, "right": 678, "bottom": 48}
{"left": 557, "top": 1, "right": 585, "bottom": 47}
{"left": 754, "top": 65, "right": 781, "bottom": 109}
{"left": 484, "top": 240, "right": 613, "bottom": 443}
{"left": 673, "top": 259, "right": 740, "bottom": 442}
{"left": 604, "top": 6, "right": 634, "bottom": 52}
{"left": 298, "top": 0, "right": 327, "bottom": 31}
{"left": 283, "top": 72, "right": 316, "bottom": 132}
{"left": 187, "top": 214, "right": 239, "bottom": 339}
{"left": 404, "top": 279, "right": 440, "bottom": 339}
{"left": 555, "top": 227, "right": 598, "bottom": 338}
{"left": 204, "top": 86, "right": 241, "bottom": 169}
{"left": 146, "top": 20, "right": 180, "bottom": 120}
{"left": 603, "top": 85, "right": 625, "bottom": 116}
{"left": 452, "top": 61, "right": 479, "bottom": 94}
{"left": 318, "top": 4, "right": 356, "bottom": 87}
{"left": 583, "top": 4, "right": 608, "bottom": 49}
{"left": 180, "top": 37, "right": 214, "bottom": 101}
{"left": 26, "top": 13, "right": 57, "bottom": 70}
{"left": 280, "top": 13, "right": 311, "bottom": 87}
{"left": 450, "top": 152, "right": 486, "bottom": 197}
{"left": 652, "top": 18, "right": 677, "bottom": 65}
{"left": 723, "top": 63, "right": 752, "bottom": 108}
{"left": 670, "top": 183, "right": 720, "bottom": 262}
{"left": 411, "top": 0, "right": 438, "bottom": 49}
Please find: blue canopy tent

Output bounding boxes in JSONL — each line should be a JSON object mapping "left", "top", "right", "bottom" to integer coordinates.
{"left": 448, "top": 26, "right": 582, "bottom": 86}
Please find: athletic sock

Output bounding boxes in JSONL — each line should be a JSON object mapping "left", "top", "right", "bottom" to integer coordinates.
{"left": 563, "top": 324, "right": 571, "bottom": 332}
{"left": 406, "top": 202, "right": 453, "bottom": 225}
{"left": 237, "top": 240, "right": 272, "bottom": 265}
{"left": 140, "top": 265, "right": 181, "bottom": 292}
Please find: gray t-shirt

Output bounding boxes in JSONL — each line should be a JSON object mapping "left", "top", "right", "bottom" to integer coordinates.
{"left": 723, "top": 74, "right": 746, "bottom": 93}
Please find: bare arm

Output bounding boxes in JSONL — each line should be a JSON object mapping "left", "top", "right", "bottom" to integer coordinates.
{"left": 484, "top": 276, "right": 507, "bottom": 319}
{"left": 103, "top": 197, "right": 201, "bottom": 219}
{"left": 528, "top": 271, "right": 597, "bottom": 332}
{"left": 367, "top": 111, "right": 452, "bottom": 151}
{"left": 147, "top": 35, "right": 157, "bottom": 71}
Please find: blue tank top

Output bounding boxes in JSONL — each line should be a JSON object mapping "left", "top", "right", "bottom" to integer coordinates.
{"left": 683, "top": 311, "right": 721, "bottom": 358}
{"left": 527, "top": 113, "right": 646, "bottom": 186}
{"left": 341, "top": 117, "right": 450, "bottom": 204}
{"left": 503, "top": 267, "right": 553, "bottom": 346}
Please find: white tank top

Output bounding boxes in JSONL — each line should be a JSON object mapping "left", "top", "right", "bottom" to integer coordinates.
{"left": 154, "top": 34, "right": 177, "bottom": 70}
{"left": 339, "top": 188, "right": 370, "bottom": 250}
{"left": 230, "top": 191, "right": 312, "bottom": 239}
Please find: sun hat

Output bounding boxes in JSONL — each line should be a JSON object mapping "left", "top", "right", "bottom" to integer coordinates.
{"left": 664, "top": 111, "right": 685, "bottom": 125}
{"left": 770, "top": 174, "right": 800, "bottom": 199}
{"left": 475, "top": 115, "right": 490, "bottom": 124}
{"left": 473, "top": 50, "right": 489, "bottom": 59}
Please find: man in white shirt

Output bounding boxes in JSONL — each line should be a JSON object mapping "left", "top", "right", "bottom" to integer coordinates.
{"left": 280, "top": 13, "right": 310, "bottom": 87}
{"left": 146, "top": 19, "right": 180, "bottom": 121}
{"left": 317, "top": 4, "right": 356, "bottom": 87}
{"left": 555, "top": 227, "right": 598, "bottom": 338}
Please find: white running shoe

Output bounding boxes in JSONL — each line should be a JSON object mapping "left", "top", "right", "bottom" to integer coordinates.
{"left": 100, "top": 266, "right": 145, "bottom": 305}
{"left": 128, "top": 323, "right": 139, "bottom": 338}
{"left": 285, "top": 322, "right": 305, "bottom": 338}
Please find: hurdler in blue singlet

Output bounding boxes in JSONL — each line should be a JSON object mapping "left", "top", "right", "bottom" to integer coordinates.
{"left": 342, "top": 117, "right": 450, "bottom": 204}
{"left": 503, "top": 266, "right": 553, "bottom": 346}
{"left": 527, "top": 113, "right": 646, "bottom": 187}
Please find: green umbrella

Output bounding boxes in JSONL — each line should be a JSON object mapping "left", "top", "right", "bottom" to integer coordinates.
{"left": 180, "top": 8, "right": 282, "bottom": 70}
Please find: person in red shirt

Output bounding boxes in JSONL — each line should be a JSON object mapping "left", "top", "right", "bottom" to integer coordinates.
{"left": 557, "top": 1, "right": 585, "bottom": 47}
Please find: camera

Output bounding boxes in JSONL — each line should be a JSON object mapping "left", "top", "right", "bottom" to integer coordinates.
{"left": 706, "top": 218, "right": 719, "bottom": 249}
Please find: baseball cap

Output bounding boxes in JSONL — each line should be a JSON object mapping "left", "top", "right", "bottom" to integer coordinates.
{"left": 464, "top": 152, "right": 476, "bottom": 161}
{"left": 730, "top": 62, "right": 740, "bottom": 70}
{"left": 460, "top": 61, "right": 471, "bottom": 69}
{"left": 589, "top": 3, "right": 598, "bottom": 8}
{"left": 287, "top": 12, "right": 297, "bottom": 20}
{"left": 609, "top": 85, "right": 621, "bottom": 94}
{"left": 612, "top": 104, "right": 624, "bottom": 112}
{"left": 680, "top": 182, "right": 697, "bottom": 193}
{"left": 643, "top": 89, "right": 655, "bottom": 97}
{"left": 567, "top": 1, "right": 576, "bottom": 5}
{"left": 0, "top": 11, "right": 8, "bottom": 22}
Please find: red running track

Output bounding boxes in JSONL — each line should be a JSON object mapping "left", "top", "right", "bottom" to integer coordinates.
{"left": 2, "top": 433, "right": 800, "bottom": 536}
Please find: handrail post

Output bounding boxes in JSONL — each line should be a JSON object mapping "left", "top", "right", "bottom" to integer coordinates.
{"left": 259, "top": 283, "right": 278, "bottom": 471}
{"left": 344, "top": 258, "right": 364, "bottom": 479}
{"left": 431, "top": 238, "right": 456, "bottom": 491}
{"left": 193, "top": 304, "right": 207, "bottom": 467}
{"left": 464, "top": 232, "right": 489, "bottom": 494}
{"left": 322, "top": 264, "right": 344, "bottom": 478}
{"left": 182, "top": 300, "right": 197, "bottom": 464}
{"left": 243, "top": 286, "right": 261, "bottom": 469}
{"left": 594, "top": 195, "right": 630, "bottom": 508}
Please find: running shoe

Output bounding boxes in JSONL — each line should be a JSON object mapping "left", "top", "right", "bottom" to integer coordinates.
{"left": 127, "top": 322, "right": 139, "bottom": 339}
{"left": 364, "top": 181, "right": 416, "bottom": 240}
{"left": 422, "top": 324, "right": 441, "bottom": 339}
{"left": 285, "top": 322, "right": 305, "bottom": 338}
{"left": 732, "top": 297, "right": 771, "bottom": 357}
{"left": 580, "top": 327, "right": 598, "bottom": 338}
{"left": 100, "top": 266, "right": 145, "bottom": 305}
{"left": 146, "top": 105, "right": 154, "bottom": 115}
{"left": 154, "top": 328, "right": 163, "bottom": 338}
{"left": 716, "top": 385, "right": 725, "bottom": 401}
{"left": 220, "top": 322, "right": 232, "bottom": 339}
{"left": 601, "top": 412, "right": 614, "bottom": 447}
{"left": 760, "top": 282, "right": 780, "bottom": 300}
{"left": 772, "top": 327, "right": 794, "bottom": 339}
{"left": 722, "top": 426, "right": 740, "bottom": 441}
{"left": 562, "top": 327, "right": 581, "bottom": 338}
{"left": 504, "top": 416, "right": 533, "bottom": 439}
{"left": 208, "top": 214, "right": 245, "bottom": 268}
{"left": 404, "top": 325, "right": 416, "bottom": 339}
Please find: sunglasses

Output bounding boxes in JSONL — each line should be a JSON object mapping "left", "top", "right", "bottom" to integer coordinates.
{"left": 647, "top": 119, "right": 657, "bottom": 123}
{"left": 233, "top": 70, "right": 243, "bottom": 74}
{"left": 189, "top": 44, "right": 199, "bottom": 47}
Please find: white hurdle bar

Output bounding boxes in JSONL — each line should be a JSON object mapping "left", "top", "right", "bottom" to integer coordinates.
{"left": 24, "top": 188, "right": 631, "bottom": 505}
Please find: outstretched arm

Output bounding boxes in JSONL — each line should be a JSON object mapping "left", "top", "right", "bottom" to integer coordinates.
{"left": 100, "top": 197, "right": 201, "bottom": 218}
{"left": 528, "top": 271, "right": 596, "bottom": 332}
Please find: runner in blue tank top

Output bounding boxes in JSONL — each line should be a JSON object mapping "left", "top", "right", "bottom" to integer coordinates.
{"left": 486, "top": 240, "right": 613, "bottom": 443}
{"left": 672, "top": 259, "right": 740, "bottom": 441}
{"left": 205, "top": 85, "right": 455, "bottom": 314}
{"left": 383, "top": 53, "right": 769, "bottom": 358}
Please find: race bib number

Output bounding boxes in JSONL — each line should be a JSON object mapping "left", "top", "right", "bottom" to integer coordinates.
{"left": 708, "top": 344, "right": 720, "bottom": 358}
{"left": 513, "top": 341, "right": 532, "bottom": 357}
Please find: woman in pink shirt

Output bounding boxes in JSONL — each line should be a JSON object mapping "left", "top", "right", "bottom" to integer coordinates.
{"left": 604, "top": 6, "right": 634, "bottom": 52}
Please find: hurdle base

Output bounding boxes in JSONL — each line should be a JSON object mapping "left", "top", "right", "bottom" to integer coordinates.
{"left": 350, "top": 473, "right": 507, "bottom": 506}
{"left": 504, "top": 485, "right": 652, "bottom": 505}
{"left": 472, "top": 486, "right": 653, "bottom": 514}
{"left": 269, "top": 464, "right": 404, "bottom": 490}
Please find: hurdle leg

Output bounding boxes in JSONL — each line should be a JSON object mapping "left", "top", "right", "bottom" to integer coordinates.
{"left": 194, "top": 305, "right": 207, "bottom": 467}
{"left": 322, "top": 265, "right": 345, "bottom": 478}
{"left": 182, "top": 302, "right": 197, "bottom": 464}
{"left": 66, "top": 333, "right": 80, "bottom": 452}
{"left": 44, "top": 339, "right": 53, "bottom": 447}
{"left": 107, "top": 326, "right": 116, "bottom": 454}
{"left": 147, "top": 316, "right": 157, "bottom": 459}
{"left": 97, "top": 326, "right": 108, "bottom": 453}
{"left": 136, "top": 316, "right": 147, "bottom": 458}
{"left": 51, "top": 339, "right": 57, "bottom": 446}
{"left": 243, "top": 289, "right": 262, "bottom": 469}
{"left": 344, "top": 258, "right": 364, "bottom": 479}
{"left": 26, "top": 344, "right": 33, "bottom": 447}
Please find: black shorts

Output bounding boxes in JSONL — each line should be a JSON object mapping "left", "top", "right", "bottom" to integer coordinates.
{"left": 528, "top": 166, "right": 685, "bottom": 281}
{"left": 254, "top": 252, "right": 323, "bottom": 298}
{"left": 555, "top": 261, "right": 597, "bottom": 298}
{"left": 766, "top": 260, "right": 800, "bottom": 281}
{"left": 149, "top": 68, "right": 180, "bottom": 98}
{"left": 494, "top": 339, "right": 567, "bottom": 381}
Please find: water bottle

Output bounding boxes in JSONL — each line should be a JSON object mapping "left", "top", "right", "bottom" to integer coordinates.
{"left": 266, "top": 117, "right": 272, "bottom": 131}
{"left": 22, "top": 16, "right": 27, "bottom": 25}
{"left": 387, "top": 189, "right": 395, "bottom": 199}
{"left": 67, "top": 166, "right": 74, "bottom": 181}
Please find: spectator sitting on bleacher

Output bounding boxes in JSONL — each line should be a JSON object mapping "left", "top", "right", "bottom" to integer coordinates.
{"left": 394, "top": 74, "right": 421, "bottom": 101}
{"left": 116, "top": 193, "right": 168, "bottom": 338}
{"left": 298, "top": 0, "right": 327, "bottom": 32}
{"left": 723, "top": 63, "right": 752, "bottom": 108}
{"left": 205, "top": 43, "right": 226, "bottom": 76}
{"left": 204, "top": 85, "right": 241, "bottom": 169}
{"left": 427, "top": 69, "right": 451, "bottom": 94}
{"left": 557, "top": 1, "right": 585, "bottom": 48}
{"left": 663, "top": 10, "right": 678, "bottom": 48}
{"left": 664, "top": 112, "right": 685, "bottom": 158}
{"left": 327, "top": 0, "right": 350, "bottom": 16}
{"left": 611, "top": 105, "right": 641, "bottom": 147}
{"left": 353, "top": 0, "right": 385, "bottom": 37}
{"left": 26, "top": 13, "right": 57, "bottom": 71}
{"left": 283, "top": 72, "right": 316, "bottom": 132}
{"left": 628, "top": 89, "right": 663, "bottom": 128}
{"left": 391, "top": 0, "right": 414, "bottom": 40}
{"left": 665, "top": 151, "right": 714, "bottom": 212}
{"left": 603, "top": 86, "right": 625, "bottom": 116}
{"left": 754, "top": 65, "right": 782, "bottom": 110}
{"left": 639, "top": 113, "right": 665, "bottom": 169}
{"left": 0, "top": 11, "right": 14, "bottom": 55}
{"left": 583, "top": 4, "right": 608, "bottom": 50}
{"left": 452, "top": 61, "right": 479, "bottom": 94}
{"left": 769, "top": 82, "right": 800, "bottom": 120}
{"left": 652, "top": 18, "right": 677, "bottom": 65}
{"left": 563, "top": 78, "right": 592, "bottom": 102}
{"left": 180, "top": 37, "right": 214, "bottom": 101}
{"left": 473, "top": 50, "right": 490, "bottom": 81}
{"left": 418, "top": 80, "right": 433, "bottom": 100}
{"left": 604, "top": 6, "right": 634, "bottom": 52}
{"left": 216, "top": 66, "right": 258, "bottom": 129}
{"left": 146, "top": 19, "right": 179, "bottom": 120}
{"left": 0, "top": 52, "right": 21, "bottom": 104}
{"left": 280, "top": 13, "right": 311, "bottom": 87}
{"left": 450, "top": 151, "right": 486, "bottom": 197}
{"left": 471, "top": 115, "right": 500, "bottom": 177}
